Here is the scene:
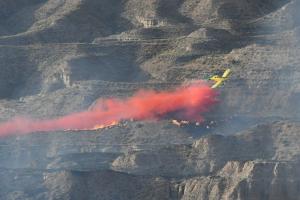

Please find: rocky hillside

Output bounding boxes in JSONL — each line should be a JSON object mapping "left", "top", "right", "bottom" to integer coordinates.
{"left": 0, "top": 0, "right": 300, "bottom": 199}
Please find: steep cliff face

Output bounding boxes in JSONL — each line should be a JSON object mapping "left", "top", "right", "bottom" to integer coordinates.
{"left": 182, "top": 160, "right": 300, "bottom": 200}
{"left": 2, "top": 121, "right": 300, "bottom": 199}
{"left": 0, "top": 0, "right": 300, "bottom": 199}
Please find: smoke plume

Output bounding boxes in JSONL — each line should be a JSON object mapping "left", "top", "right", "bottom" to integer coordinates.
{"left": 0, "top": 82, "right": 218, "bottom": 137}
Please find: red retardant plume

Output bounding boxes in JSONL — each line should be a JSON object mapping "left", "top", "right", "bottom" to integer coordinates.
{"left": 0, "top": 81, "right": 218, "bottom": 137}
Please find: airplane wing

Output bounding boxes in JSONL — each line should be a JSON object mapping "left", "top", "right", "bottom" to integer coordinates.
{"left": 211, "top": 81, "right": 223, "bottom": 89}
{"left": 222, "top": 69, "right": 231, "bottom": 78}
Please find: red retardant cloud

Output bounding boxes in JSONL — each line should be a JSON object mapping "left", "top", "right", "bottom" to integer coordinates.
{"left": 0, "top": 81, "right": 218, "bottom": 137}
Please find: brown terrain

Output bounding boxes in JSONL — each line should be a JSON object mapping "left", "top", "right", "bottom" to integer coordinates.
{"left": 0, "top": 0, "right": 300, "bottom": 199}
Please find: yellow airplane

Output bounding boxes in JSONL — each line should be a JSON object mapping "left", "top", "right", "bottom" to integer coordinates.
{"left": 209, "top": 69, "right": 231, "bottom": 88}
